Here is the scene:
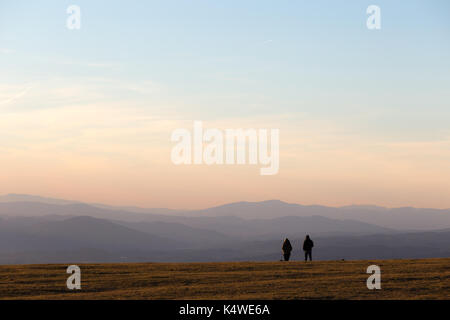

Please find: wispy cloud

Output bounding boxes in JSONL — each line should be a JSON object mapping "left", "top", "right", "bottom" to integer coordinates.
{"left": 0, "top": 83, "right": 33, "bottom": 106}
{"left": 58, "top": 60, "right": 116, "bottom": 68}
{"left": 0, "top": 48, "right": 15, "bottom": 54}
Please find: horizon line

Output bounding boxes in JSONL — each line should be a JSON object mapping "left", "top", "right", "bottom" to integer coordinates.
{"left": 1, "top": 193, "right": 449, "bottom": 212}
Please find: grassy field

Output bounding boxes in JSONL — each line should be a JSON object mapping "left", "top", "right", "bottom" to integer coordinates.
{"left": 0, "top": 258, "right": 448, "bottom": 300}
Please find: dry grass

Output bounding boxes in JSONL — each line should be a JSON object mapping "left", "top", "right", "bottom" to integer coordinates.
{"left": 0, "top": 258, "right": 449, "bottom": 300}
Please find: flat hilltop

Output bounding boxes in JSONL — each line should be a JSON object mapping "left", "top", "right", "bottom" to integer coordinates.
{"left": 0, "top": 258, "right": 448, "bottom": 299}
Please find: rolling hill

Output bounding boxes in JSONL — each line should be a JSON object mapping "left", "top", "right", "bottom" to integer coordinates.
{"left": 0, "top": 195, "right": 449, "bottom": 264}
{"left": 2, "top": 194, "right": 450, "bottom": 230}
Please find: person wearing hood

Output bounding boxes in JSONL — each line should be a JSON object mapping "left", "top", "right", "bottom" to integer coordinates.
{"left": 282, "top": 238, "right": 293, "bottom": 261}
{"left": 303, "top": 235, "right": 314, "bottom": 262}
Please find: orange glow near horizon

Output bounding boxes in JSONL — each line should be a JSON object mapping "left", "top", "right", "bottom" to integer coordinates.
{"left": 1, "top": 109, "right": 449, "bottom": 210}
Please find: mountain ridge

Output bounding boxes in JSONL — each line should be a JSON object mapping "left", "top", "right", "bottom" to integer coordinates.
{"left": 1, "top": 194, "right": 450, "bottom": 230}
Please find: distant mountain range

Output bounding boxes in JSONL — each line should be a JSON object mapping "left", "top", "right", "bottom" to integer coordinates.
{"left": 2, "top": 194, "right": 450, "bottom": 230}
{"left": 0, "top": 194, "right": 449, "bottom": 264}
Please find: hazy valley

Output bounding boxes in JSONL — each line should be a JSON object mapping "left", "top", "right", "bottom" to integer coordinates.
{"left": 0, "top": 194, "right": 449, "bottom": 264}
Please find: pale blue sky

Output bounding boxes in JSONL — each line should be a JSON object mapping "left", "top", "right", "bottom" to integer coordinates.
{"left": 1, "top": 0, "right": 449, "bottom": 127}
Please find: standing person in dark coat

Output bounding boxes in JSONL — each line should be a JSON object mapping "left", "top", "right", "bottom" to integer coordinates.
{"left": 303, "top": 235, "right": 314, "bottom": 261}
{"left": 282, "top": 238, "right": 293, "bottom": 261}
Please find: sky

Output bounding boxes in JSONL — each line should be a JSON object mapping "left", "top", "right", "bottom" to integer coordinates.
{"left": 0, "top": 0, "right": 449, "bottom": 209}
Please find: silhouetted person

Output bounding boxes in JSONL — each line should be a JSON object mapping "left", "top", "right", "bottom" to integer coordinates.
{"left": 303, "top": 235, "right": 314, "bottom": 261}
{"left": 282, "top": 238, "right": 292, "bottom": 261}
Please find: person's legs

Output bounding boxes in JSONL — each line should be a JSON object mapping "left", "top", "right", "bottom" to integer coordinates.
{"left": 306, "top": 251, "right": 312, "bottom": 261}
{"left": 284, "top": 253, "right": 290, "bottom": 261}
{"left": 304, "top": 251, "right": 308, "bottom": 261}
